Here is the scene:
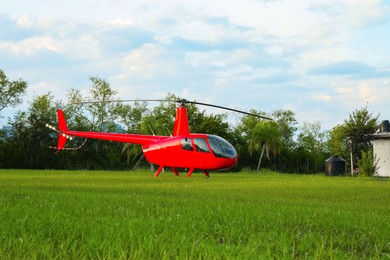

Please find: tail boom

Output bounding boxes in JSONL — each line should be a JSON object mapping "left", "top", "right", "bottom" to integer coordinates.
{"left": 50, "top": 109, "right": 163, "bottom": 151}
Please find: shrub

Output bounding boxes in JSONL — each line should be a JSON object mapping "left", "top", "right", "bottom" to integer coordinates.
{"left": 358, "top": 150, "right": 378, "bottom": 177}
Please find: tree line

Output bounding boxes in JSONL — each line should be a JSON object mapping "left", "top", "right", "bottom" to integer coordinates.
{"left": 0, "top": 69, "right": 380, "bottom": 174}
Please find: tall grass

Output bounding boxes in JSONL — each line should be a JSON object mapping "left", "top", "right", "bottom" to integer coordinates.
{"left": 0, "top": 169, "right": 389, "bottom": 258}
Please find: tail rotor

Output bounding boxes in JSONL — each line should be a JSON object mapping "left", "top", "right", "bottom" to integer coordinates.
{"left": 46, "top": 110, "right": 87, "bottom": 153}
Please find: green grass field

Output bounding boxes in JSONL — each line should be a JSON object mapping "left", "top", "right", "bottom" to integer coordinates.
{"left": 0, "top": 169, "right": 389, "bottom": 259}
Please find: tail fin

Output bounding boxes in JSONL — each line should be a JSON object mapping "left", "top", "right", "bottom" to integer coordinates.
{"left": 46, "top": 110, "right": 74, "bottom": 152}
{"left": 57, "top": 109, "right": 70, "bottom": 150}
{"left": 57, "top": 109, "right": 68, "bottom": 132}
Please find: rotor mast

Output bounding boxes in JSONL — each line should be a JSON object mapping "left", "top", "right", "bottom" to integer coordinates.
{"left": 173, "top": 101, "right": 190, "bottom": 136}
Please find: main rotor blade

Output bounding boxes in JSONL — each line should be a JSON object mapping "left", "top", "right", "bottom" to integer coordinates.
{"left": 69, "top": 99, "right": 166, "bottom": 105}
{"left": 182, "top": 99, "right": 273, "bottom": 120}
{"left": 69, "top": 98, "right": 272, "bottom": 120}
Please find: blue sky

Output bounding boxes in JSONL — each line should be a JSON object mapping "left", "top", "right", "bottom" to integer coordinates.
{"left": 1, "top": 0, "right": 390, "bottom": 130}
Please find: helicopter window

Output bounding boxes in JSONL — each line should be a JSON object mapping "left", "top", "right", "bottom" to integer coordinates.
{"left": 182, "top": 138, "right": 194, "bottom": 151}
{"left": 194, "top": 138, "right": 210, "bottom": 153}
{"left": 207, "top": 135, "right": 237, "bottom": 159}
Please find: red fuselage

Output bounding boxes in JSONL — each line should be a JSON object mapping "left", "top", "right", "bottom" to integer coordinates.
{"left": 142, "top": 134, "right": 237, "bottom": 170}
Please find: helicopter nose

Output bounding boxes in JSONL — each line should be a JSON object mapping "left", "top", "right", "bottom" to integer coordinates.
{"left": 232, "top": 156, "right": 238, "bottom": 166}
{"left": 225, "top": 156, "right": 238, "bottom": 169}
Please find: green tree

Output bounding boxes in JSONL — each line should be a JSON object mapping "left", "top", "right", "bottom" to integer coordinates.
{"left": 189, "top": 110, "right": 230, "bottom": 138}
{"left": 60, "top": 78, "right": 129, "bottom": 170}
{"left": 0, "top": 69, "right": 28, "bottom": 114}
{"left": 327, "top": 124, "right": 348, "bottom": 158}
{"left": 116, "top": 101, "right": 149, "bottom": 168}
{"left": 7, "top": 94, "right": 58, "bottom": 168}
{"left": 343, "top": 106, "right": 379, "bottom": 163}
{"left": 77, "top": 77, "right": 125, "bottom": 169}
{"left": 297, "top": 121, "right": 327, "bottom": 153}
{"left": 271, "top": 109, "right": 298, "bottom": 149}
{"left": 234, "top": 110, "right": 270, "bottom": 170}
{"left": 140, "top": 94, "right": 178, "bottom": 136}
{"left": 237, "top": 109, "right": 268, "bottom": 137}
{"left": 140, "top": 94, "right": 232, "bottom": 138}
{"left": 114, "top": 100, "right": 148, "bottom": 134}
{"left": 270, "top": 109, "right": 298, "bottom": 172}
{"left": 296, "top": 121, "right": 328, "bottom": 173}
{"left": 249, "top": 120, "right": 282, "bottom": 171}
{"left": 64, "top": 88, "right": 92, "bottom": 130}
{"left": 84, "top": 76, "right": 122, "bottom": 132}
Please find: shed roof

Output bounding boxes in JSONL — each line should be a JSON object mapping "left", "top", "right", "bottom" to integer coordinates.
{"left": 371, "top": 132, "right": 390, "bottom": 140}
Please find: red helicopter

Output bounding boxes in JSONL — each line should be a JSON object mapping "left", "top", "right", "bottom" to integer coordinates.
{"left": 47, "top": 99, "right": 271, "bottom": 177}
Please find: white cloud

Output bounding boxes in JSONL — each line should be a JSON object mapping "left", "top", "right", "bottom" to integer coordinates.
{"left": 185, "top": 49, "right": 252, "bottom": 67}
{"left": 346, "top": 0, "right": 386, "bottom": 28}
{"left": 11, "top": 14, "right": 55, "bottom": 29}
{"left": 331, "top": 78, "right": 390, "bottom": 108}
{"left": 314, "top": 94, "right": 333, "bottom": 101}
{"left": 107, "top": 18, "right": 135, "bottom": 27}
{"left": 28, "top": 81, "right": 60, "bottom": 97}
{"left": 121, "top": 44, "right": 164, "bottom": 77}
{"left": 14, "top": 14, "right": 33, "bottom": 27}
{"left": 64, "top": 32, "right": 103, "bottom": 60}
{"left": 216, "top": 65, "right": 282, "bottom": 82}
{"left": 0, "top": 36, "right": 62, "bottom": 54}
{"left": 171, "top": 20, "right": 225, "bottom": 43}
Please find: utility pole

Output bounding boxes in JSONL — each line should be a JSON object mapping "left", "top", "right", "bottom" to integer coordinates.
{"left": 349, "top": 139, "right": 354, "bottom": 176}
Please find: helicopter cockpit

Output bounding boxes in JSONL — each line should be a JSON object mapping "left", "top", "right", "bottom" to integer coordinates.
{"left": 207, "top": 135, "right": 237, "bottom": 159}
{"left": 181, "top": 135, "right": 237, "bottom": 159}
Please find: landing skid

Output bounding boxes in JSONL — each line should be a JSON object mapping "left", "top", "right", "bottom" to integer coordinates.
{"left": 154, "top": 166, "right": 209, "bottom": 178}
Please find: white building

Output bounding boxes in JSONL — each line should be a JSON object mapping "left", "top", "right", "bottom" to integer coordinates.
{"left": 372, "top": 132, "right": 390, "bottom": 177}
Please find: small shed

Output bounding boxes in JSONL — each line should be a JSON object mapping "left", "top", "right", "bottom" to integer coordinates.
{"left": 372, "top": 122, "right": 390, "bottom": 177}
{"left": 325, "top": 156, "right": 345, "bottom": 176}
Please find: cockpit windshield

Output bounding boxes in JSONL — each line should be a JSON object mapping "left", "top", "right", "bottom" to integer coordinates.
{"left": 207, "top": 135, "right": 237, "bottom": 159}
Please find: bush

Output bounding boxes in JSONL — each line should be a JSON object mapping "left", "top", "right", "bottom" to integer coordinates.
{"left": 358, "top": 150, "right": 378, "bottom": 177}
